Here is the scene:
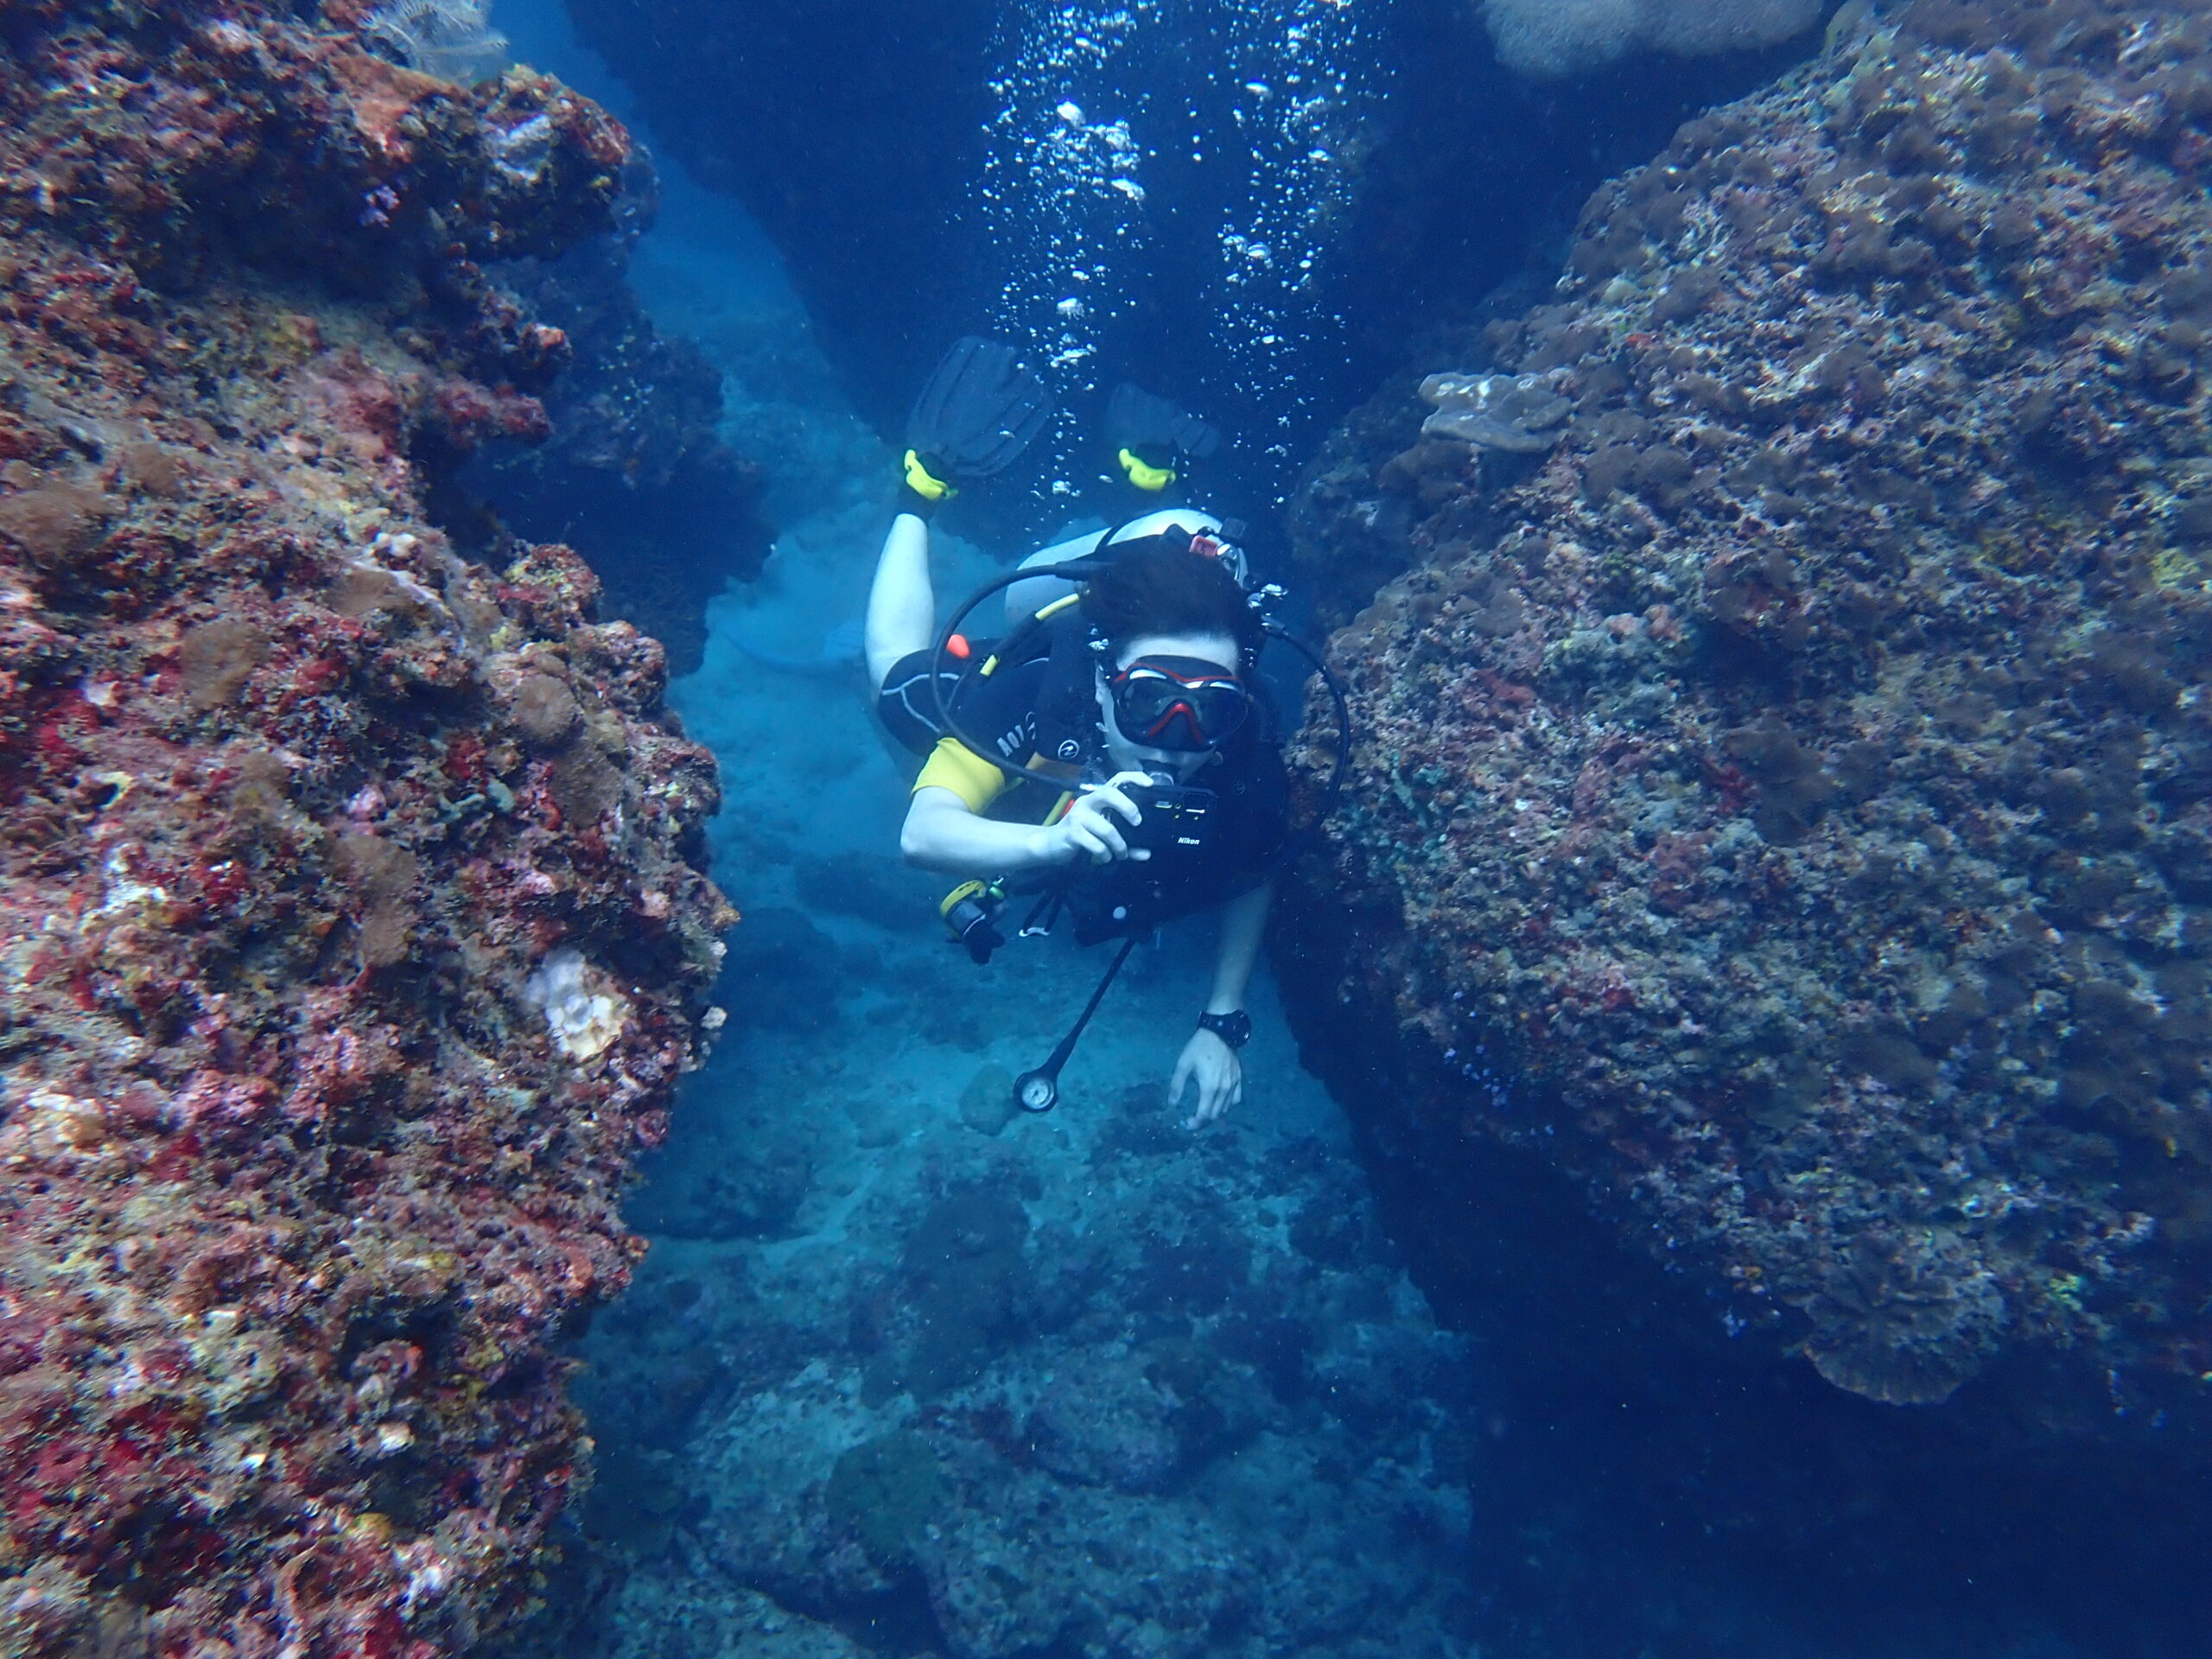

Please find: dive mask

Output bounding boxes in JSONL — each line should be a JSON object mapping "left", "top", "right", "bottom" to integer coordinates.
{"left": 1108, "top": 655, "right": 1251, "bottom": 753}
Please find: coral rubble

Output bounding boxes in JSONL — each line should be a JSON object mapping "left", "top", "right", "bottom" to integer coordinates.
{"left": 0, "top": 2, "right": 730, "bottom": 1649}
{"left": 1282, "top": 0, "right": 2212, "bottom": 1430}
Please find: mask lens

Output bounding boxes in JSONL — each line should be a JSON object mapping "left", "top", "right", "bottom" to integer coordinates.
{"left": 1111, "top": 658, "right": 1249, "bottom": 751}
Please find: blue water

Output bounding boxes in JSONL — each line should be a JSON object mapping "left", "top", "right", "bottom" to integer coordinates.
{"left": 478, "top": 4, "right": 2203, "bottom": 1658}
{"left": 486, "top": 7, "right": 1485, "bottom": 1655}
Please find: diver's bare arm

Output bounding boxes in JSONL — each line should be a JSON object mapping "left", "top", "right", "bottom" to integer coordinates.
{"left": 865, "top": 512, "right": 934, "bottom": 689}
{"left": 899, "top": 785, "right": 1142, "bottom": 875}
{"left": 1206, "top": 880, "right": 1274, "bottom": 1015}
{"left": 901, "top": 789, "right": 1048, "bottom": 874}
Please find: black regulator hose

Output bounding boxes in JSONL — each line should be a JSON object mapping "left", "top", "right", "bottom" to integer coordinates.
{"left": 926, "top": 567, "right": 1353, "bottom": 828}
{"left": 925, "top": 556, "right": 1116, "bottom": 794}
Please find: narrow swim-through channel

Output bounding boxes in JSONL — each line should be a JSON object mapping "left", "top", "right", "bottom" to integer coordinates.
{"left": 544, "top": 316, "right": 1484, "bottom": 1659}
{"left": 478, "top": 16, "right": 1486, "bottom": 1647}
{"left": 483, "top": 10, "right": 2212, "bottom": 1659}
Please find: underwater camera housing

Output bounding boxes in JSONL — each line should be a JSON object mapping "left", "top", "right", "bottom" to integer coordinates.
{"left": 1113, "top": 774, "right": 1215, "bottom": 855}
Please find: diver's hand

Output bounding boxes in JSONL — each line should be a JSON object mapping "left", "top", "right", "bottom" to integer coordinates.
{"left": 1172, "top": 1028, "right": 1242, "bottom": 1128}
{"left": 1030, "top": 771, "right": 1154, "bottom": 866}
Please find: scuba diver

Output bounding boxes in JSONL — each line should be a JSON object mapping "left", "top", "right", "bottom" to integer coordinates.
{"left": 865, "top": 339, "right": 1287, "bottom": 1128}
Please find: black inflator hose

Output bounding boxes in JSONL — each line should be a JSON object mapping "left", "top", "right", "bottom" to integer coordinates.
{"left": 924, "top": 555, "right": 1356, "bottom": 887}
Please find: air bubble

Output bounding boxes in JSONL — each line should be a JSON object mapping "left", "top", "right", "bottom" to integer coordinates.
{"left": 981, "top": 0, "right": 1389, "bottom": 453}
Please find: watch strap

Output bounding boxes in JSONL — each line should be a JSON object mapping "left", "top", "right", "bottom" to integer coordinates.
{"left": 1198, "top": 1009, "right": 1251, "bottom": 1049}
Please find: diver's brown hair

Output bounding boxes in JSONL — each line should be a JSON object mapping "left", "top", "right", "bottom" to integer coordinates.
{"left": 1082, "top": 537, "right": 1261, "bottom": 664}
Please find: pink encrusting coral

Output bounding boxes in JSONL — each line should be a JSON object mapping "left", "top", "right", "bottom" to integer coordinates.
{"left": 1281, "top": 0, "right": 2212, "bottom": 1430}
{"left": 0, "top": 3, "right": 732, "bottom": 1651}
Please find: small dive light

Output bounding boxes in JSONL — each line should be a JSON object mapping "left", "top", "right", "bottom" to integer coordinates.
{"left": 939, "top": 879, "right": 1007, "bottom": 965}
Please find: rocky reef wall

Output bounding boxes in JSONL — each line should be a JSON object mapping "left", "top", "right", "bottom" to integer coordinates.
{"left": 461, "top": 159, "right": 776, "bottom": 677}
{"left": 0, "top": 2, "right": 730, "bottom": 1649}
{"left": 1281, "top": 0, "right": 2212, "bottom": 1440}
{"left": 556, "top": 0, "right": 999, "bottom": 434}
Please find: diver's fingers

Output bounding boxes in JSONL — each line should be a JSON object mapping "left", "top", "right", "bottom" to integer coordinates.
{"left": 1074, "top": 795, "right": 1131, "bottom": 839}
{"left": 1090, "top": 785, "right": 1141, "bottom": 827}
{"left": 1081, "top": 798, "right": 1136, "bottom": 858}
{"left": 1068, "top": 821, "right": 1110, "bottom": 861}
{"left": 1170, "top": 1051, "right": 1193, "bottom": 1106}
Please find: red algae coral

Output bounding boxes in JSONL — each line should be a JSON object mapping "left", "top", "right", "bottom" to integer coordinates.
{"left": 0, "top": 1, "right": 731, "bottom": 1650}
{"left": 1282, "top": 0, "right": 2212, "bottom": 1430}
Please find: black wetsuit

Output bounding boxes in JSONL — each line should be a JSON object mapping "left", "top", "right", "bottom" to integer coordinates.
{"left": 877, "top": 633, "right": 1289, "bottom": 944}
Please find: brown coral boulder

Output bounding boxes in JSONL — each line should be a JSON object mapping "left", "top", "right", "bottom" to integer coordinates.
{"left": 0, "top": 2, "right": 729, "bottom": 1652}
{"left": 1281, "top": 0, "right": 2212, "bottom": 1433}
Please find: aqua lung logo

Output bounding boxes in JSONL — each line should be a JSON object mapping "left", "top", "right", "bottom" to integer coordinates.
{"left": 1055, "top": 738, "right": 1083, "bottom": 761}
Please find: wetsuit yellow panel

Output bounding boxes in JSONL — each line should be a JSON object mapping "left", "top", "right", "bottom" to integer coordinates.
{"left": 912, "top": 737, "right": 1008, "bottom": 812}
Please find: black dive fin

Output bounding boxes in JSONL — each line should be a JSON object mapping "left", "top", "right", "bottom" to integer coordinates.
{"left": 906, "top": 337, "right": 1055, "bottom": 479}
{"left": 1106, "top": 383, "right": 1221, "bottom": 461}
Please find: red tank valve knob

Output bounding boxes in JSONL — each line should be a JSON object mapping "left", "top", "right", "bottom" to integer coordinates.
{"left": 946, "top": 633, "right": 972, "bottom": 659}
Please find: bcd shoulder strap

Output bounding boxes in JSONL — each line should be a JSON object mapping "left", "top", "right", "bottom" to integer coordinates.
{"left": 1030, "top": 602, "right": 1104, "bottom": 767}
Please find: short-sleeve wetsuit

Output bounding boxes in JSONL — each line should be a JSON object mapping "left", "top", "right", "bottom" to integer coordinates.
{"left": 875, "top": 634, "right": 1289, "bottom": 942}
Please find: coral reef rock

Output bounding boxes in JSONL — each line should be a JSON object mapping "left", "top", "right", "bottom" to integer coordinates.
{"left": 1479, "top": 0, "right": 1821, "bottom": 81}
{"left": 0, "top": 2, "right": 732, "bottom": 1651}
{"left": 465, "top": 152, "right": 775, "bottom": 676}
{"left": 1281, "top": 0, "right": 2212, "bottom": 1438}
{"left": 538, "top": 1029, "right": 1475, "bottom": 1659}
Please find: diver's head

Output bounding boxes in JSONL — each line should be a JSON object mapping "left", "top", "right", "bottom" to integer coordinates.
{"left": 1100, "top": 637, "right": 1248, "bottom": 776}
{"left": 1083, "top": 537, "right": 1260, "bottom": 774}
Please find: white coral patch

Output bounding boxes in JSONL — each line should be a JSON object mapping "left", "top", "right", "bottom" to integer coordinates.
{"left": 525, "top": 948, "right": 629, "bottom": 1062}
{"left": 87, "top": 845, "right": 169, "bottom": 922}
